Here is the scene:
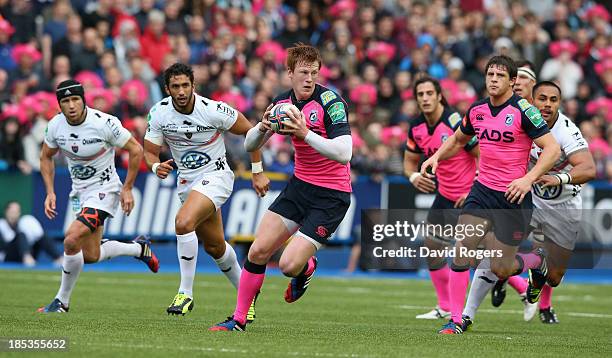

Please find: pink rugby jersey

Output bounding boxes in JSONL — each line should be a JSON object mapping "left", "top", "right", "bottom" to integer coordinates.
{"left": 459, "top": 94, "right": 549, "bottom": 192}
{"left": 273, "top": 84, "right": 352, "bottom": 192}
{"left": 406, "top": 108, "right": 478, "bottom": 201}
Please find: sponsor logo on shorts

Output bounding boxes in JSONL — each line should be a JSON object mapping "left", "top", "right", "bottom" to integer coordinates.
{"left": 316, "top": 225, "right": 329, "bottom": 238}
{"left": 505, "top": 113, "right": 514, "bottom": 126}
{"left": 99, "top": 193, "right": 106, "bottom": 200}
{"left": 201, "top": 180, "right": 209, "bottom": 185}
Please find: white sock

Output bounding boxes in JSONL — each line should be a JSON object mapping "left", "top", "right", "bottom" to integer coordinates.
{"left": 463, "top": 258, "right": 498, "bottom": 319}
{"left": 177, "top": 232, "right": 198, "bottom": 297}
{"left": 98, "top": 240, "right": 141, "bottom": 262}
{"left": 55, "top": 251, "right": 84, "bottom": 305}
{"left": 214, "top": 242, "right": 241, "bottom": 289}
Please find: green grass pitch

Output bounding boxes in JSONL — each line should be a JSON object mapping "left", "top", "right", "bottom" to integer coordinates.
{"left": 1, "top": 269, "right": 611, "bottom": 357}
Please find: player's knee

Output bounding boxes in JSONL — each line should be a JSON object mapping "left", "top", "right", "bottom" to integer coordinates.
{"left": 175, "top": 214, "right": 197, "bottom": 235}
{"left": 63, "top": 233, "right": 81, "bottom": 254}
{"left": 203, "top": 240, "right": 225, "bottom": 259}
{"left": 247, "top": 244, "right": 273, "bottom": 264}
{"left": 279, "top": 258, "right": 303, "bottom": 277}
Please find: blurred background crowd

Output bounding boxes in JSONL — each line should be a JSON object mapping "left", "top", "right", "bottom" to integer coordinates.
{"left": 0, "top": 0, "right": 610, "bottom": 181}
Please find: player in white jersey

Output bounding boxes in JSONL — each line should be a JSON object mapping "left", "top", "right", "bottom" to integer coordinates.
{"left": 38, "top": 79, "right": 158, "bottom": 313}
{"left": 524, "top": 81, "right": 595, "bottom": 322}
{"left": 461, "top": 81, "right": 595, "bottom": 327}
{"left": 143, "top": 63, "right": 270, "bottom": 317}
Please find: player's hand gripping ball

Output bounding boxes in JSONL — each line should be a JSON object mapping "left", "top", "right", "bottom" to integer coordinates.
{"left": 269, "top": 103, "right": 300, "bottom": 133}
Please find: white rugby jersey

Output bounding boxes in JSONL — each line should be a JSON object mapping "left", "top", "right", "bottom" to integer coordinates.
{"left": 44, "top": 107, "right": 131, "bottom": 192}
{"left": 529, "top": 111, "right": 588, "bottom": 208}
{"left": 144, "top": 93, "right": 238, "bottom": 182}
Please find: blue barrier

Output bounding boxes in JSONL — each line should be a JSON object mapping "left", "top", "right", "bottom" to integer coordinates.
{"left": 31, "top": 170, "right": 382, "bottom": 244}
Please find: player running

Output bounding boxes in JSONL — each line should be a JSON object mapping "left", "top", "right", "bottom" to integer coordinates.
{"left": 421, "top": 55, "right": 561, "bottom": 334}
{"left": 38, "top": 79, "right": 157, "bottom": 313}
{"left": 488, "top": 61, "right": 539, "bottom": 318}
{"left": 144, "top": 63, "right": 270, "bottom": 317}
{"left": 404, "top": 76, "right": 478, "bottom": 320}
{"left": 464, "top": 80, "right": 595, "bottom": 325}
{"left": 526, "top": 81, "right": 595, "bottom": 322}
{"left": 460, "top": 61, "right": 539, "bottom": 321}
{"left": 210, "top": 44, "right": 352, "bottom": 331}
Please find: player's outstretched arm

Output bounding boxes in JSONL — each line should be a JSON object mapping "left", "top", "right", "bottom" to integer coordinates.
{"left": 229, "top": 112, "right": 271, "bottom": 197}
{"left": 143, "top": 139, "right": 174, "bottom": 179}
{"left": 40, "top": 142, "right": 59, "bottom": 219}
{"left": 535, "top": 149, "right": 596, "bottom": 188}
{"left": 120, "top": 137, "right": 144, "bottom": 216}
{"left": 506, "top": 132, "right": 560, "bottom": 204}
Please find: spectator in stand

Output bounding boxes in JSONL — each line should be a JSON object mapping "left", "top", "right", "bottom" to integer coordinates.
{"left": 0, "top": 117, "right": 31, "bottom": 174}
{"left": 140, "top": 9, "right": 171, "bottom": 75}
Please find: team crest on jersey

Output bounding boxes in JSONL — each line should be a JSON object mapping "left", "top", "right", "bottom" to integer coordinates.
{"left": 183, "top": 120, "right": 193, "bottom": 139}
{"left": 320, "top": 90, "right": 337, "bottom": 106}
{"left": 72, "top": 145, "right": 79, "bottom": 153}
{"left": 99, "top": 193, "right": 106, "bottom": 200}
{"left": 309, "top": 110, "right": 318, "bottom": 124}
{"left": 518, "top": 98, "right": 531, "bottom": 111}
{"left": 505, "top": 114, "right": 514, "bottom": 126}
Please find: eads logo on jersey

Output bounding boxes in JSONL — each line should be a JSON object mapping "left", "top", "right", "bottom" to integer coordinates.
{"left": 474, "top": 127, "right": 514, "bottom": 143}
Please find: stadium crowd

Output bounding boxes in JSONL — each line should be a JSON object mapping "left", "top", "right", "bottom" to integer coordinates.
{"left": 0, "top": 0, "right": 610, "bottom": 181}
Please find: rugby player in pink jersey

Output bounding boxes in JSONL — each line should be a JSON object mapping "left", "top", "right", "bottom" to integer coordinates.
{"left": 404, "top": 76, "right": 478, "bottom": 320}
{"left": 421, "top": 55, "right": 561, "bottom": 334}
{"left": 464, "top": 81, "right": 596, "bottom": 326}
{"left": 210, "top": 44, "right": 352, "bottom": 331}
